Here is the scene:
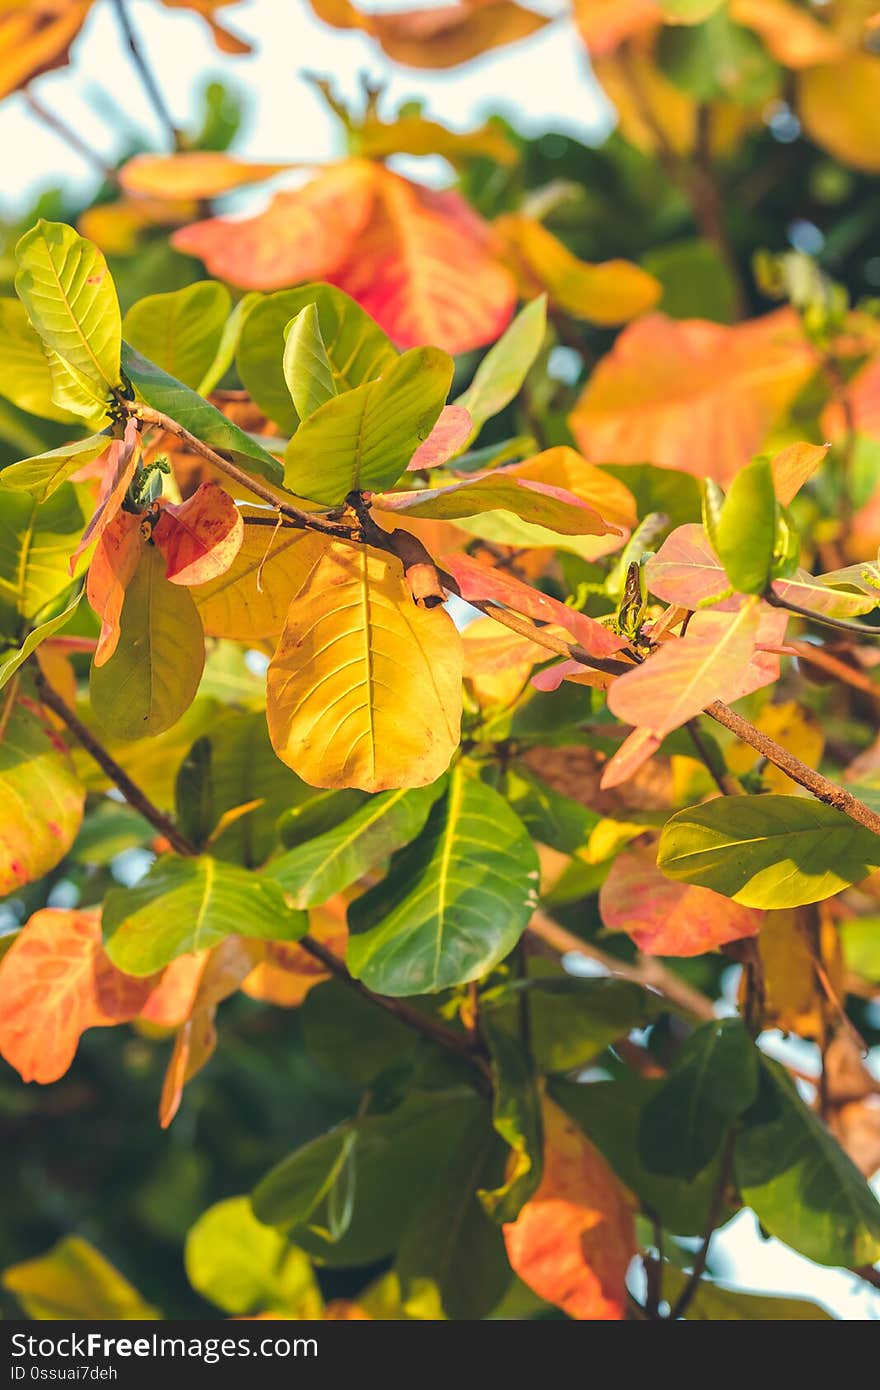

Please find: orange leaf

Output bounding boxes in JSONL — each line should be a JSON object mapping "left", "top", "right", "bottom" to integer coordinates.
{"left": 0, "top": 909, "right": 155, "bottom": 1084}
{"left": 310, "top": 0, "right": 549, "bottom": 68}
{"left": 443, "top": 551, "right": 628, "bottom": 659}
{"left": 0, "top": 0, "right": 93, "bottom": 100}
{"left": 770, "top": 441, "right": 829, "bottom": 505}
{"left": 159, "top": 938, "right": 256, "bottom": 1128}
{"left": 172, "top": 161, "right": 377, "bottom": 291}
{"left": 153, "top": 483, "right": 244, "bottom": 586}
{"left": 503, "top": 1097, "right": 636, "bottom": 1321}
{"left": 86, "top": 510, "right": 144, "bottom": 667}
{"left": 798, "top": 52, "right": 880, "bottom": 173}
{"left": 332, "top": 167, "right": 517, "bottom": 353}
{"left": 69, "top": 420, "right": 140, "bottom": 573}
{"left": 120, "top": 152, "right": 295, "bottom": 200}
{"left": 599, "top": 839, "right": 762, "bottom": 955}
{"left": 241, "top": 907, "right": 347, "bottom": 1007}
{"left": 730, "top": 0, "right": 845, "bottom": 69}
{"left": 569, "top": 310, "right": 816, "bottom": 485}
{"left": 495, "top": 213, "right": 661, "bottom": 325}
{"left": 139, "top": 952, "right": 207, "bottom": 1029}
{"left": 571, "top": 0, "right": 659, "bottom": 56}
{"left": 158, "top": 0, "right": 252, "bottom": 53}
{"left": 462, "top": 615, "right": 552, "bottom": 706}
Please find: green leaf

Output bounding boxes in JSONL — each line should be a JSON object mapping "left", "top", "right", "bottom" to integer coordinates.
{"left": 102, "top": 853, "right": 307, "bottom": 975}
{"left": 658, "top": 10, "right": 779, "bottom": 105}
{"left": 277, "top": 788, "right": 367, "bottom": 849}
{"left": 175, "top": 711, "right": 312, "bottom": 867}
{"left": 0, "top": 482, "right": 86, "bottom": 630}
{"left": 265, "top": 781, "right": 445, "bottom": 906}
{"left": 550, "top": 1076, "right": 731, "bottom": 1236}
{"left": 478, "top": 1017, "right": 543, "bottom": 1223}
{"left": 120, "top": 342, "right": 283, "bottom": 482}
{"left": 283, "top": 304, "right": 336, "bottom": 420}
{"left": 90, "top": 544, "right": 205, "bottom": 740}
{"left": 455, "top": 296, "right": 546, "bottom": 445}
{"left": 657, "top": 794, "right": 880, "bottom": 909}
{"left": 502, "top": 765, "right": 599, "bottom": 854}
{"left": 0, "top": 298, "right": 80, "bottom": 423}
{"left": 252, "top": 1126, "right": 358, "bottom": 1231}
{"left": 396, "top": 1107, "right": 510, "bottom": 1319}
{"left": 237, "top": 284, "right": 397, "bottom": 434}
{"left": 659, "top": 0, "right": 724, "bottom": 19}
{"left": 300, "top": 979, "right": 418, "bottom": 1085}
{"left": 713, "top": 456, "right": 777, "bottom": 594}
{"left": 198, "top": 290, "right": 261, "bottom": 397}
{"left": 659, "top": 1265, "right": 833, "bottom": 1319}
{"left": 735, "top": 1056, "right": 880, "bottom": 1267}
{"left": 269, "top": 1090, "right": 489, "bottom": 1268}
{"left": 0, "top": 686, "right": 85, "bottom": 894}
{"left": 641, "top": 239, "right": 736, "bottom": 323}
{"left": 1, "top": 433, "right": 109, "bottom": 503}
{"left": 638, "top": 1019, "right": 759, "bottom": 1179}
{"left": 185, "top": 1196, "right": 321, "bottom": 1316}
{"left": 840, "top": 916, "right": 880, "bottom": 982}
{"left": 283, "top": 346, "right": 453, "bottom": 504}
{"left": 2, "top": 1236, "right": 159, "bottom": 1320}
{"left": 346, "top": 767, "right": 540, "bottom": 996}
{"left": 15, "top": 221, "right": 121, "bottom": 419}
{"left": 0, "top": 584, "right": 81, "bottom": 690}
{"left": 122, "top": 281, "right": 231, "bottom": 391}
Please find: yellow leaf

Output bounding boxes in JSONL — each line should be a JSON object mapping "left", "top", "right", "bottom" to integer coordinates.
{"left": 798, "top": 52, "right": 880, "bottom": 173}
{"left": 119, "top": 152, "right": 297, "bottom": 199}
{"left": 192, "top": 507, "right": 326, "bottom": 640}
{"left": 495, "top": 213, "right": 661, "bottom": 325}
{"left": 747, "top": 907, "right": 842, "bottom": 1038}
{"left": 592, "top": 45, "right": 696, "bottom": 157}
{"left": 2, "top": 1235, "right": 159, "bottom": 1320}
{"left": 267, "top": 544, "right": 462, "bottom": 791}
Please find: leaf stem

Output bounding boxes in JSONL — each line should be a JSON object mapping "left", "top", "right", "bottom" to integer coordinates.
{"left": 766, "top": 587, "right": 880, "bottom": 639}
{"left": 111, "top": 0, "right": 181, "bottom": 149}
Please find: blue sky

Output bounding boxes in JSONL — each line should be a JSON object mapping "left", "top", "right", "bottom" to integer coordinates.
{"left": 3, "top": 0, "right": 880, "bottom": 1320}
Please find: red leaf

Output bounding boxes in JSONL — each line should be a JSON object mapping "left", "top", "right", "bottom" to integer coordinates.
{"left": 600, "top": 839, "right": 762, "bottom": 956}
{"left": 503, "top": 1097, "right": 636, "bottom": 1321}
{"left": 569, "top": 310, "right": 816, "bottom": 485}
{"left": 153, "top": 483, "right": 244, "bottom": 586}
{"left": 407, "top": 404, "right": 473, "bottom": 469}
{"left": 332, "top": 168, "right": 516, "bottom": 353}
{"left": 0, "top": 909, "right": 155, "bottom": 1084}
{"left": 172, "top": 161, "right": 377, "bottom": 291}
{"left": 86, "top": 510, "right": 143, "bottom": 667}
{"left": 443, "top": 552, "right": 627, "bottom": 659}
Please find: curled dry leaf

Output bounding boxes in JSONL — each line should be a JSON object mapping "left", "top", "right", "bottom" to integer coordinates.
{"left": 153, "top": 483, "right": 245, "bottom": 586}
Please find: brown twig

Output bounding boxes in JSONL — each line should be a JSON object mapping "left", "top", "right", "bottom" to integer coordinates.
{"left": 527, "top": 909, "right": 716, "bottom": 1021}
{"left": 34, "top": 671, "right": 197, "bottom": 857}
{"left": 297, "top": 933, "right": 490, "bottom": 1087}
{"left": 111, "top": 0, "right": 181, "bottom": 149}
{"left": 24, "top": 91, "right": 118, "bottom": 183}
{"left": 706, "top": 700, "right": 880, "bottom": 837}
{"left": 668, "top": 1127, "right": 737, "bottom": 1320}
{"left": 790, "top": 640, "right": 880, "bottom": 701}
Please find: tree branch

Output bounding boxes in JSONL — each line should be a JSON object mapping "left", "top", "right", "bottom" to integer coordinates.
{"left": 34, "top": 670, "right": 197, "bottom": 857}
{"left": 789, "top": 640, "right": 880, "bottom": 701}
{"left": 24, "top": 91, "right": 118, "bottom": 184}
{"left": 111, "top": 0, "right": 180, "bottom": 149}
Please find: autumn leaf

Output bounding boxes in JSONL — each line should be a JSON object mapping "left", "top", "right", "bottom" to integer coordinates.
{"left": 503, "top": 1097, "right": 636, "bottom": 1320}
{"left": 0, "top": 909, "right": 155, "bottom": 1084}
{"left": 408, "top": 405, "right": 473, "bottom": 470}
{"left": 267, "top": 545, "right": 462, "bottom": 792}
{"left": 332, "top": 168, "right": 517, "bottom": 353}
{"left": 172, "top": 161, "right": 378, "bottom": 291}
{"left": 86, "top": 509, "right": 144, "bottom": 667}
{"left": 152, "top": 483, "right": 244, "bottom": 586}
{"left": 157, "top": 0, "right": 252, "bottom": 53}
{"left": 120, "top": 152, "right": 295, "bottom": 199}
{"left": 308, "top": 0, "right": 549, "bottom": 68}
{"left": 599, "top": 839, "right": 762, "bottom": 955}
{"left": 0, "top": 0, "right": 93, "bottom": 100}
{"left": 571, "top": 0, "right": 659, "bottom": 57}
{"left": 159, "top": 938, "right": 256, "bottom": 1128}
{"left": 798, "top": 53, "right": 880, "bottom": 173}
{"left": 569, "top": 310, "right": 816, "bottom": 484}
{"left": 495, "top": 213, "right": 661, "bottom": 325}
{"left": 69, "top": 419, "right": 140, "bottom": 573}
{"left": 241, "top": 906, "right": 348, "bottom": 1008}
